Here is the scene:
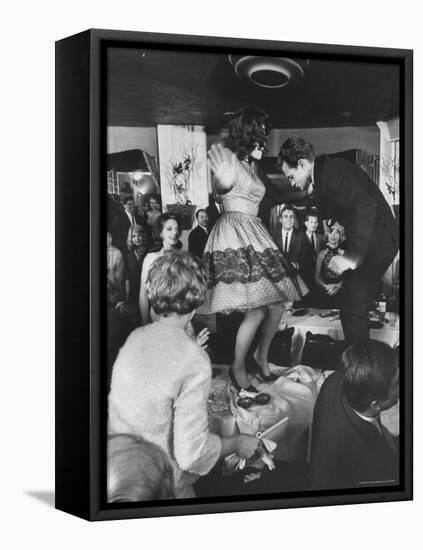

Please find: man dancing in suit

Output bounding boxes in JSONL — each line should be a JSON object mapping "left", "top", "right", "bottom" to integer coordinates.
{"left": 310, "top": 340, "right": 399, "bottom": 490}
{"left": 277, "top": 136, "right": 399, "bottom": 344}
{"left": 188, "top": 209, "right": 209, "bottom": 259}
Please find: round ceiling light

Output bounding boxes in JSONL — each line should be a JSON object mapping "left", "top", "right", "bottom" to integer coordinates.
{"left": 228, "top": 55, "right": 308, "bottom": 89}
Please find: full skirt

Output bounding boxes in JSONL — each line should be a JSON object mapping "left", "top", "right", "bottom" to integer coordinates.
{"left": 199, "top": 212, "right": 308, "bottom": 314}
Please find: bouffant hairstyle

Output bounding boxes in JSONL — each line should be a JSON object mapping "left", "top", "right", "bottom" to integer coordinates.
{"left": 277, "top": 135, "right": 316, "bottom": 169}
{"left": 325, "top": 219, "right": 346, "bottom": 243}
{"left": 224, "top": 107, "right": 271, "bottom": 160}
{"left": 342, "top": 341, "right": 397, "bottom": 412}
{"left": 126, "top": 224, "right": 149, "bottom": 252}
{"left": 147, "top": 251, "right": 207, "bottom": 316}
{"left": 107, "top": 434, "right": 175, "bottom": 502}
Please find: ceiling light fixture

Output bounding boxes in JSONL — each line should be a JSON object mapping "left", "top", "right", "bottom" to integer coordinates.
{"left": 228, "top": 55, "right": 309, "bottom": 89}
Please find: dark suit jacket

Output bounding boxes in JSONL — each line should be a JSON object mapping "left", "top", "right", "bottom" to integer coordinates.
{"left": 302, "top": 232, "right": 325, "bottom": 288}
{"left": 273, "top": 225, "right": 308, "bottom": 272}
{"left": 205, "top": 202, "right": 222, "bottom": 231}
{"left": 313, "top": 155, "right": 399, "bottom": 269}
{"left": 188, "top": 225, "right": 209, "bottom": 258}
{"left": 111, "top": 211, "right": 143, "bottom": 255}
{"left": 310, "top": 371, "right": 399, "bottom": 490}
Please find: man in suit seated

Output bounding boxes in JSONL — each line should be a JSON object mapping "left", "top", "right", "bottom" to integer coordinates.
{"left": 302, "top": 209, "right": 325, "bottom": 293}
{"left": 188, "top": 209, "right": 209, "bottom": 259}
{"left": 111, "top": 196, "right": 143, "bottom": 256}
{"left": 310, "top": 340, "right": 399, "bottom": 490}
{"left": 273, "top": 204, "right": 308, "bottom": 278}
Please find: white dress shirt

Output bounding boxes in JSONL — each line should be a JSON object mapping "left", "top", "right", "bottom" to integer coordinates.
{"left": 125, "top": 210, "right": 136, "bottom": 226}
{"left": 281, "top": 228, "right": 293, "bottom": 253}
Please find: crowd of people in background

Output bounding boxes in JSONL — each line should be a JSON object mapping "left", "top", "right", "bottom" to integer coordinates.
{"left": 106, "top": 108, "right": 400, "bottom": 502}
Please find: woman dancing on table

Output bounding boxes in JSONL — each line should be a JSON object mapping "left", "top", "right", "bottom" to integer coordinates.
{"left": 202, "top": 108, "right": 308, "bottom": 393}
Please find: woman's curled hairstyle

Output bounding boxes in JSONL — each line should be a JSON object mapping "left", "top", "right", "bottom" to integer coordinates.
{"left": 224, "top": 107, "right": 271, "bottom": 160}
{"left": 147, "top": 251, "right": 207, "bottom": 316}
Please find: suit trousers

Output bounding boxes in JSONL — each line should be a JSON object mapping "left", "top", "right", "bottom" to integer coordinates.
{"left": 340, "top": 234, "right": 398, "bottom": 345}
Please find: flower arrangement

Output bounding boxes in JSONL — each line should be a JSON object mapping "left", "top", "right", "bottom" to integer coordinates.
{"left": 167, "top": 147, "right": 197, "bottom": 204}
{"left": 378, "top": 154, "right": 399, "bottom": 204}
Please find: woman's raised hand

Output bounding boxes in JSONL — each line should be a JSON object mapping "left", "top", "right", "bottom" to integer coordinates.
{"left": 208, "top": 144, "right": 236, "bottom": 193}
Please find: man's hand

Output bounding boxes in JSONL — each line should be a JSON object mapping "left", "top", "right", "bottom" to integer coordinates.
{"left": 325, "top": 283, "right": 342, "bottom": 296}
{"left": 328, "top": 254, "right": 354, "bottom": 275}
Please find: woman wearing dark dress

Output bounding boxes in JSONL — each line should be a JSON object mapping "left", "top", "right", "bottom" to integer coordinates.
{"left": 314, "top": 221, "right": 345, "bottom": 309}
{"left": 203, "top": 108, "right": 307, "bottom": 392}
{"left": 144, "top": 195, "right": 162, "bottom": 244}
{"left": 117, "top": 224, "right": 150, "bottom": 323}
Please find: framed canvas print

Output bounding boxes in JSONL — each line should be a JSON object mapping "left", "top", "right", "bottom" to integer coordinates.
{"left": 55, "top": 29, "right": 413, "bottom": 521}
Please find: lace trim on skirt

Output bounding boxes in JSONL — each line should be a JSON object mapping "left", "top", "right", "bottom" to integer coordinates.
{"left": 203, "top": 244, "right": 303, "bottom": 296}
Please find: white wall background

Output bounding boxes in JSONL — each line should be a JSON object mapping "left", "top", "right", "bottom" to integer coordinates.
{"left": 0, "top": 2, "right": 420, "bottom": 549}
{"left": 108, "top": 126, "right": 158, "bottom": 156}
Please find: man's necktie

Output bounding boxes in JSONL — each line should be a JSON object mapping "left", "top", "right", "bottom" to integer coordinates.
{"left": 311, "top": 234, "right": 316, "bottom": 255}
{"left": 131, "top": 214, "right": 136, "bottom": 226}
{"left": 284, "top": 232, "right": 289, "bottom": 253}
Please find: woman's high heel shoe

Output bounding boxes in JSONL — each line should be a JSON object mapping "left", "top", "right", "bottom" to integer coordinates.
{"left": 246, "top": 355, "right": 278, "bottom": 383}
{"left": 228, "top": 368, "right": 258, "bottom": 394}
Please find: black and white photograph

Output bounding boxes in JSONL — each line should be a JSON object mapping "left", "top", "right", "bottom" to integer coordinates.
{"left": 104, "top": 39, "right": 407, "bottom": 505}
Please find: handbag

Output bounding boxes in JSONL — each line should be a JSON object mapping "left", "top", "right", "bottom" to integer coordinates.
{"left": 301, "top": 331, "right": 346, "bottom": 371}
{"left": 268, "top": 327, "right": 294, "bottom": 367}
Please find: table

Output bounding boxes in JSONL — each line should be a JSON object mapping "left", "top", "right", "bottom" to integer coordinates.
{"left": 282, "top": 308, "right": 399, "bottom": 365}
{"left": 209, "top": 364, "right": 323, "bottom": 464}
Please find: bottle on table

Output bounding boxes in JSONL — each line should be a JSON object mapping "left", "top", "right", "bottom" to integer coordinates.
{"left": 378, "top": 293, "right": 387, "bottom": 323}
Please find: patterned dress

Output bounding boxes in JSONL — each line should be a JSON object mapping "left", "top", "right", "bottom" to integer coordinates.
{"left": 200, "top": 158, "right": 308, "bottom": 314}
{"left": 320, "top": 246, "right": 344, "bottom": 284}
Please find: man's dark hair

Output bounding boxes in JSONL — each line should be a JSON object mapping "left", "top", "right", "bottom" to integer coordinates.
{"left": 122, "top": 195, "right": 135, "bottom": 205}
{"left": 304, "top": 209, "right": 319, "bottom": 222}
{"left": 277, "top": 136, "right": 316, "bottom": 169}
{"left": 342, "top": 341, "right": 397, "bottom": 412}
{"left": 280, "top": 204, "right": 295, "bottom": 216}
{"left": 195, "top": 209, "right": 207, "bottom": 220}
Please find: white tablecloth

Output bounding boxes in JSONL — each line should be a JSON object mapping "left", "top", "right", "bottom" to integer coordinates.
{"left": 282, "top": 308, "right": 400, "bottom": 365}
{"left": 209, "top": 365, "right": 325, "bottom": 463}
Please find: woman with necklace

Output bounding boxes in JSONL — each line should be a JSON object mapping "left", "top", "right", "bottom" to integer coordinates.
{"left": 314, "top": 221, "right": 346, "bottom": 308}
{"left": 202, "top": 108, "right": 308, "bottom": 393}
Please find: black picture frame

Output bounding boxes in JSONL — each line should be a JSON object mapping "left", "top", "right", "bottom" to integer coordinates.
{"left": 55, "top": 28, "right": 413, "bottom": 521}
